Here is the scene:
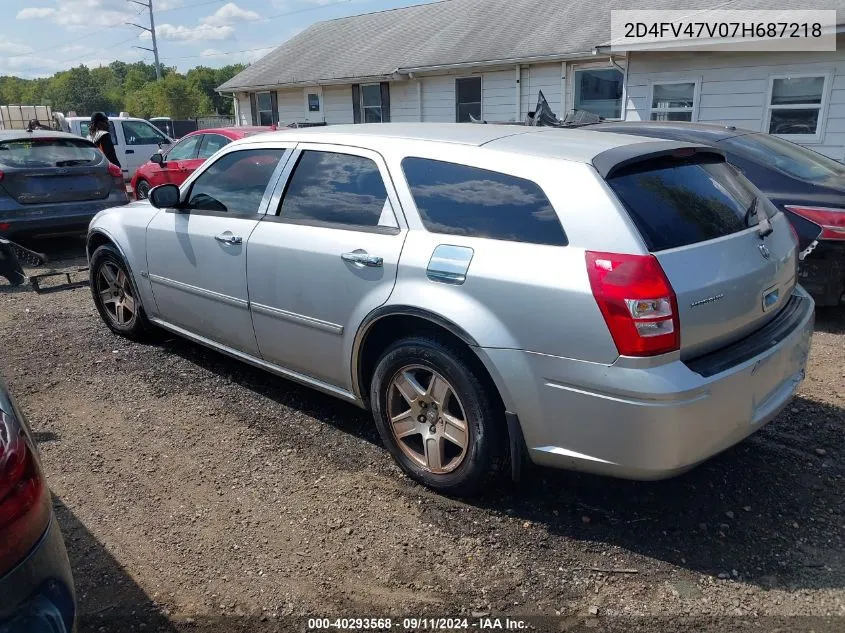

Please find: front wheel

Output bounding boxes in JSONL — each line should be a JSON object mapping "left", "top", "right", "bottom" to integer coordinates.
{"left": 370, "top": 335, "right": 508, "bottom": 496}
{"left": 135, "top": 179, "right": 151, "bottom": 200}
{"left": 89, "top": 244, "right": 150, "bottom": 340}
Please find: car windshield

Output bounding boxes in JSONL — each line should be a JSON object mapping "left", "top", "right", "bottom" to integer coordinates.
{"left": 720, "top": 133, "right": 845, "bottom": 182}
{"left": 0, "top": 138, "right": 100, "bottom": 168}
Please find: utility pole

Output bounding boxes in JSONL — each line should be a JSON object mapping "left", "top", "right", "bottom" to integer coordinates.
{"left": 127, "top": 0, "right": 162, "bottom": 80}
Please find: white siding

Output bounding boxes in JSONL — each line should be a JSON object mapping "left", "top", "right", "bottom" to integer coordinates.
{"left": 625, "top": 41, "right": 845, "bottom": 159}
{"left": 236, "top": 93, "right": 251, "bottom": 125}
{"left": 277, "top": 89, "right": 302, "bottom": 124}
{"left": 422, "top": 75, "right": 455, "bottom": 122}
{"left": 521, "top": 63, "right": 562, "bottom": 119}
{"left": 389, "top": 81, "right": 420, "bottom": 122}
{"left": 323, "top": 86, "right": 353, "bottom": 124}
{"left": 482, "top": 69, "right": 515, "bottom": 122}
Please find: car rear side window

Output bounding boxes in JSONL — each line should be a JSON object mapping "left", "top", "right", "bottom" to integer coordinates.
{"left": 278, "top": 150, "right": 397, "bottom": 229}
{"left": 401, "top": 158, "right": 566, "bottom": 246}
{"left": 187, "top": 149, "right": 285, "bottom": 215}
{"left": 606, "top": 156, "right": 758, "bottom": 252}
{"left": 198, "top": 134, "right": 230, "bottom": 159}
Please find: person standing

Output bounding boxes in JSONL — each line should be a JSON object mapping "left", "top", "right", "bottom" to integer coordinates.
{"left": 87, "top": 112, "right": 121, "bottom": 168}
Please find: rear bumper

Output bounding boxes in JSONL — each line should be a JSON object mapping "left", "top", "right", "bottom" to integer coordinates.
{"left": 483, "top": 287, "right": 815, "bottom": 479}
{"left": 0, "top": 514, "right": 76, "bottom": 633}
{"left": 0, "top": 195, "right": 128, "bottom": 237}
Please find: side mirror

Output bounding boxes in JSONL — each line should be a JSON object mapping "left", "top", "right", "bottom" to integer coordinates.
{"left": 148, "top": 183, "right": 181, "bottom": 209}
{"left": 150, "top": 153, "right": 164, "bottom": 165}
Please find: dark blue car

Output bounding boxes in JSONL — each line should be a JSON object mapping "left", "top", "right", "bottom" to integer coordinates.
{"left": 0, "top": 130, "right": 128, "bottom": 239}
{"left": 587, "top": 122, "right": 845, "bottom": 306}
{"left": 0, "top": 377, "right": 76, "bottom": 632}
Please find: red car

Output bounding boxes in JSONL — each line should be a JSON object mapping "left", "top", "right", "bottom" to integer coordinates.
{"left": 130, "top": 126, "right": 273, "bottom": 199}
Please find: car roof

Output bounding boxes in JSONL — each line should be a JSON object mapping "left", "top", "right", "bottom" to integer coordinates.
{"left": 0, "top": 129, "right": 93, "bottom": 143}
{"left": 245, "top": 123, "right": 662, "bottom": 164}
{"left": 584, "top": 121, "right": 757, "bottom": 143}
{"left": 189, "top": 126, "right": 272, "bottom": 139}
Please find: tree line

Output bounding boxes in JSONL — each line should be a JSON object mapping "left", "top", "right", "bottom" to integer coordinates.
{"left": 0, "top": 61, "right": 246, "bottom": 120}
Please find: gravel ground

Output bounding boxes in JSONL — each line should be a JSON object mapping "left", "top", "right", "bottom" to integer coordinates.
{"left": 1, "top": 238, "right": 844, "bottom": 633}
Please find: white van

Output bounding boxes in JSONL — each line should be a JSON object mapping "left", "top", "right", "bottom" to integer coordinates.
{"left": 63, "top": 114, "right": 173, "bottom": 181}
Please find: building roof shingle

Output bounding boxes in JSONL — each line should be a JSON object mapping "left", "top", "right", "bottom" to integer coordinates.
{"left": 218, "top": 0, "right": 845, "bottom": 92}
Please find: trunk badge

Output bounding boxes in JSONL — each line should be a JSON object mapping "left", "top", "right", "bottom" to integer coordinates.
{"left": 758, "top": 244, "right": 771, "bottom": 259}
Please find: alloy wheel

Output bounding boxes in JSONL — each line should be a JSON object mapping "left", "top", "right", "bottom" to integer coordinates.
{"left": 136, "top": 181, "right": 150, "bottom": 200}
{"left": 386, "top": 365, "right": 470, "bottom": 474}
{"left": 97, "top": 262, "right": 136, "bottom": 327}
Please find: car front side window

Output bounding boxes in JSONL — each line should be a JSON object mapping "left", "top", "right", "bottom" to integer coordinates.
{"left": 186, "top": 149, "right": 286, "bottom": 215}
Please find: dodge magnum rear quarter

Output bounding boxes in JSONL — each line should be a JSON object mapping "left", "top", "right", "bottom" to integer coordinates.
{"left": 86, "top": 124, "right": 814, "bottom": 495}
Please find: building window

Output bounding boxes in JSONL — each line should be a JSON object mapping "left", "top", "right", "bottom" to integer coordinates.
{"left": 256, "top": 91, "right": 274, "bottom": 126}
{"left": 455, "top": 77, "right": 482, "bottom": 122}
{"left": 573, "top": 68, "right": 623, "bottom": 119}
{"left": 352, "top": 83, "right": 391, "bottom": 123}
{"left": 650, "top": 80, "right": 699, "bottom": 122}
{"left": 360, "top": 84, "right": 385, "bottom": 122}
{"left": 307, "top": 93, "right": 320, "bottom": 112}
{"left": 766, "top": 74, "right": 830, "bottom": 141}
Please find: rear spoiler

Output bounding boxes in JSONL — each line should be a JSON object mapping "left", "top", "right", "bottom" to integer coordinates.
{"left": 592, "top": 141, "right": 725, "bottom": 179}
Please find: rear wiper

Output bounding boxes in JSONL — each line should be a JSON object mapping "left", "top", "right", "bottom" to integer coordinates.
{"left": 743, "top": 197, "right": 759, "bottom": 228}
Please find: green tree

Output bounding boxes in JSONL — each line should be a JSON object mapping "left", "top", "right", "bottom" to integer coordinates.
{"left": 43, "top": 65, "right": 113, "bottom": 114}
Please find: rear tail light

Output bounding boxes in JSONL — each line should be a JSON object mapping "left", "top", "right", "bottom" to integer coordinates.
{"left": 0, "top": 410, "right": 51, "bottom": 574}
{"left": 785, "top": 205, "right": 845, "bottom": 241}
{"left": 107, "top": 162, "right": 124, "bottom": 189}
{"left": 585, "top": 251, "right": 680, "bottom": 357}
{"left": 0, "top": 169, "right": 4, "bottom": 182}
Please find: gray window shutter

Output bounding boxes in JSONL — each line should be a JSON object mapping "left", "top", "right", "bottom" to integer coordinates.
{"left": 352, "top": 84, "right": 361, "bottom": 124}
{"left": 380, "top": 82, "right": 391, "bottom": 123}
{"left": 270, "top": 91, "right": 279, "bottom": 125}
{"left": 249, "top": 93, "right": 258, "bottom": 125}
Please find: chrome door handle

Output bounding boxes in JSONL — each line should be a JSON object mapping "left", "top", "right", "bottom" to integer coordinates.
{"left": 215, "top": 233, "right": 242, "bottom": 245}
{"left": 341, "top": 250, "right": 383, "bottom": 267}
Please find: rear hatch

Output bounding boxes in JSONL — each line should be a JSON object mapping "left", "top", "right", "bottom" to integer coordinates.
{"left": 0, "top": 137, "right": 112, "bottom": 204}
{"left": 603, "top": 147, "right": 797, "bottom": 358}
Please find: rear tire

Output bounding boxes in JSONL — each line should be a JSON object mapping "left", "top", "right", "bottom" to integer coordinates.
{"left": 370, "top": 334, "right": 508, "bottom": 496}
{"left": 135, "top": 179, "right": 151, "bottom": 200}
{"left": 90, "top": 244, "right": 150, "bottom": 340}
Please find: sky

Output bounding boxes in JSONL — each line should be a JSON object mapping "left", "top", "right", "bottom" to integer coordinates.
{"left": 0, "top": 0, "right": 438, "bottom": 78}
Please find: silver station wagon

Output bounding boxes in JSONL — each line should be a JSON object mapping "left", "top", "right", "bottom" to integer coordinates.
{"left": 87, "top": 123, "right": 814, "bottom": 495}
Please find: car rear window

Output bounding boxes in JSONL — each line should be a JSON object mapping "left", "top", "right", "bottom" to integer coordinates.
{"left": 606, "top": 155, "right": 760, "bottom": 252}
{"left": 401, "top": 157, "right": 567, "bottom": 246}
{"left": 0, "top": 138, "right": 100, "bottom": 168}
{"left": 720, "top": 133, "right": 845, "bottom": 182}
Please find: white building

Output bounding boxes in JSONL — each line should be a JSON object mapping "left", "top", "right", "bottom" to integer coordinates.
{"left": 218, "top": 0, "right": 845, "bottom": 159}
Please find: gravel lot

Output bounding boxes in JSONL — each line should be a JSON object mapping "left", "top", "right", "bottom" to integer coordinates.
{"left": 1, "top": 238, "right": 844, "bottom": 633}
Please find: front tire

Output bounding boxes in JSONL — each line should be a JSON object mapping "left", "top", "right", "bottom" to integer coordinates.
{"left": 370, "top": 335, "right": 508, "bottom": 496}
{"left": 90, "top": 244, "right": 150, "bottom": 340}
{"left": 135, "top": 179, "right": 151, "bottom": 200}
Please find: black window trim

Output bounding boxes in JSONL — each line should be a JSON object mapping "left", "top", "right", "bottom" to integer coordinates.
{"left": 169, "top": 146, "right": 292, "bottom": 218}
{"left": 455, "top": 76, "right": 482, "bottom": 123}
{"left": 268, "top": 145, "right": 405, "bottom": 234}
